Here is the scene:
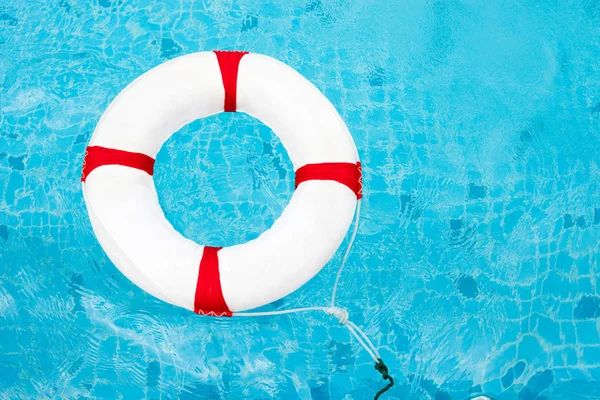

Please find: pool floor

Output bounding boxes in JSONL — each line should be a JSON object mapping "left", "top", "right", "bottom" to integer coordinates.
{"left": 1, "top": 0, "right": 600, "bottom": 398}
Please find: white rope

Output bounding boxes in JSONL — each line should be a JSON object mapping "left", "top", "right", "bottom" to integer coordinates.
{"left": 347, "top": 320, "right": 381, "bottom": 359}
{"left": 345, "top": 320, "right": 379, "bottom": 362}
{"left": 232, "top": 199, "right": 382, "bottom": 363}
{"left": 330, "top": 200, "right": 361, "bottom": 307}
{"left": 234, "top": 305, "right": 380, "bottom": 363}
{"left": 231, "top": 306, "right": 325, "bottom": 317}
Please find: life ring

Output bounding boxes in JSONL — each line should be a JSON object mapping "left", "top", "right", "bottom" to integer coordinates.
{"left": 81, "top": 51, "right": 362, "bottom": 317}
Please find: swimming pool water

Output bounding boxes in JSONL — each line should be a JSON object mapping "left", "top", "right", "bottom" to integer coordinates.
{"left": 2, "top": 0, "right": 600, "bottom": 398}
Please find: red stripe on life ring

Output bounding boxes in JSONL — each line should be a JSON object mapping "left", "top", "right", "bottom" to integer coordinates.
{"left": 194, "top": 246, "right": 231, "bottom": 317}
{"left": 81, "top": 146, "right": 155, "bottom": 182}
{"left": 214, "top": 51, "right": 248, "bottom": 112}
{"left": 295, "top": 162, "right": 363, "bottom": 199}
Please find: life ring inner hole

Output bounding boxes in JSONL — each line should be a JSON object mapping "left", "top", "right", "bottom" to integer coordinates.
{"left": 153, "top": 112, "right": 295, "bottom": 247}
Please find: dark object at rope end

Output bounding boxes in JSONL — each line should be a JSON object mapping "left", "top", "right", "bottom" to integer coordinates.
{"left": 374, "top": 358, "right": 394, "bottom": 399}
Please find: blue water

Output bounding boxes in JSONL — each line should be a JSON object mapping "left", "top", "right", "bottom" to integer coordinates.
{"left": 2, "top": 0, "right": 600, "bottom": 398}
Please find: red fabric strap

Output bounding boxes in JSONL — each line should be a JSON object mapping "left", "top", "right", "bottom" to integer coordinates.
{"left": 194, "top": 246, "right": 231, "bottom": 317}
{"left": 295, "top": 162, "right": 363, "bottom": 199}
{"left": 214, "top": 50, "right": 248, "bottom": 112}
{"left": 81, "top": 146, "right": 155, "bottom": 182}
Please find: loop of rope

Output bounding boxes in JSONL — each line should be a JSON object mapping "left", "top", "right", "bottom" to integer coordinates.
{"left": 232, "top": 199, "right": 394, "bottom": 398}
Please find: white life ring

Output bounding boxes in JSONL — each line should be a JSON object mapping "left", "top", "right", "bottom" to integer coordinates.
{"left": 82, "top": 51, "right": 362, "bottom": 316}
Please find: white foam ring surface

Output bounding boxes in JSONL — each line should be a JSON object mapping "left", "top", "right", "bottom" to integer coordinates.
{"left": 83, "top": 52, "right": 358, "bottom": 312}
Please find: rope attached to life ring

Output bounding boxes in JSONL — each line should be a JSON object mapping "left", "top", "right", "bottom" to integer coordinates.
{"left": 232, "top": 201, "right": 394, "bottom": 399}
